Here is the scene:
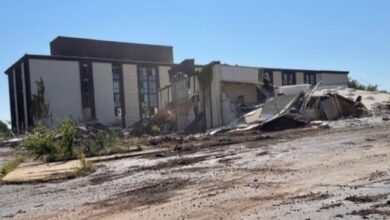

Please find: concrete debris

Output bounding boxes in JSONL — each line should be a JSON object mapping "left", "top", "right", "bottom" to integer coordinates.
{"left": 208, "top": 84, "right": 378, "bottom": 134}
{"left": 0, "top": 137, "right": 24, "bottom": 147}
{"left": 125, "top": 109, "right": 176, "bottom": 137}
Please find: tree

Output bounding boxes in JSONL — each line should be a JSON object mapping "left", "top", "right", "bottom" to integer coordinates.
{"left": 32, "top": 78, "right": 49, "bottom": 123}
{"left": 348, "top": 77, "right": 379, "bottom": 92}
{"left": 0, "top": 120, "right": 9, "bottom": 133}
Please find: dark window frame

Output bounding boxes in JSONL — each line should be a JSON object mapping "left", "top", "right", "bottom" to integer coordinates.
{"left": 304, "top": 72, "right": 317, "bottom": 85}
{"left": 282, "top": 71, "right": 296, "bottom": 85}
{"left": 137, "top": 65, "right": 159, "bottom": 120}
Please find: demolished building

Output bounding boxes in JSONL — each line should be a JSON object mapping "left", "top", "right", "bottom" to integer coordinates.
{"left": 158, "top": 62, "right": 350, "bottom": 133}
{"left": 5, "top": 36, "right": 349, "bottom": 134}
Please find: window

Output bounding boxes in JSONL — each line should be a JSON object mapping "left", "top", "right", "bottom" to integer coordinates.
{"left": 81, "top": 64, "right": 92, "bottom": 108}
{"left": 304, "top": 72, "right": 316, "bottom": 85}
{"left": 80, "top": 63, "right": 95, "bottom": 121}
{"left": 112, "top": 64, "right": 122, "bottom": 117}
{"left": 282, "top": 71, "right": 296, "bottom": 85}
{"left": 138, "top": 66, "right": 158, "bottom": 119}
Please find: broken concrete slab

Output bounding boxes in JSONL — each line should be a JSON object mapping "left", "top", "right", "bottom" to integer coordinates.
{"left": 261, "top": 95, "right": 300, "bottom": 123}
{"left": 320, "top": 96, "right": 341, "bottom": 120}
{"left": 276, "top": 84, "right": 311, "bottom": 96}
{"left": 2, "top": 160, "right": 83, "bottom": 183}
{"left": 2, "top": 149, "right": 163, "bottom": 184}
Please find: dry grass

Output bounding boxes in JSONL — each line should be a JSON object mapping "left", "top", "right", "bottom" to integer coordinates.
{"left": 0, "top": 156, "right": 24, "bottom": 180}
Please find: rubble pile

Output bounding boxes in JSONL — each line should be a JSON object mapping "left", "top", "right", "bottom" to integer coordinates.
{"left": 125, "top": 109, "right": 176, "bottom": 137}
{"left": 210, "top": 84, "right": 378, "bottom": 134}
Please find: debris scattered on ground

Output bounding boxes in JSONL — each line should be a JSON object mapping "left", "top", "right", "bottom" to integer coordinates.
{"left": 345, "top": 193, "right": 389, "bottom": 203}
{"left": 207, "top": 85, "right": 386, "bottom": 134}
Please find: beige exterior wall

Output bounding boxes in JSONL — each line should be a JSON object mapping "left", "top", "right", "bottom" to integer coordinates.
{"left": 210, "top": 64, "right": 222, "bottom": 128}
{"left": 273, "top": 71, "right": 282, "bottom": 87}
{"left": 158, "top": 65, "right": 171, "bottom": 88}
{"left": 220, "top": 65, "right": 259, "bottom": 84}
{"left": 316, "top": 73, "right": 322, "bottom": 83}
{"left": 317, "top": 73, "right": 348, "bottom": 86}
{"left": 92, "top": 62, "right": 116, "bottom": 126}
{"left": 158, "top": 65, "right": 172, "bottom": 108}
{"left": 189, "top": 75, "right": 199, "bottom": 97}
{"left": 29, "top": 59, "right": 82, "bottom": 125}
{"left": 123, "top": 64, "right": 140, "bottom": 126}
{"left": 296, "top": 72, "right": 304, "bottom": 84}
{"left": 222, "top": 82, "right": 258, "bottom": 105}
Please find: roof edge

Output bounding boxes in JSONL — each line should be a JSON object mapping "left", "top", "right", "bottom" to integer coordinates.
{"left": 50, "top": 36, "right": 174, "bottom": 49}
{"left": 4, "top": 54, "right": 29, "bottom": 75}
{"left": 218, "top": 63, "right": 349, "bottom": 74}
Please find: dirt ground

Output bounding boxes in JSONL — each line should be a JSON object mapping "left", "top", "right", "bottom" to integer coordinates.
{"left": 1, "top": 119, "right": 390, "bottom": 219}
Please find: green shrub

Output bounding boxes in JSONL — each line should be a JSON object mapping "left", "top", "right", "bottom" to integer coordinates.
{"left": 136, "top": 137, "right": 148, "bottom": 147}
{"left": 94, "top": 129, "right": 120, "bottom": 154}
{"left": 136, "top": 145, "right": 143, "bottom": 151}
{"left": 150, "top": 124, "right": 161, "bottom": 136}
{"left": 96, "top": 130, "right": 107, "bottom": 150}
{"left": 0, "top": 156, "right": 24, "bottom": 179}
{"left": 366, "top": 84, "right": 378, "bottom": 92}
{"left": 58, "top": 118, "right": 76, "bottom": 159}
{"left": 19, "top": 119, "right": 126, "bottom": 162}
{"left": 20, "top": 119, "right": 77, "bottom": 162}
{"left": 84, "top": 140, "right": 98, "bottom": 156}
{"left": 0, "top": 120, "right": 9, "bottom": 133}
{"left": 78, "top": 151, "right": 95, "bottom": 172}
{"left": 0, "top": 120, "right": 10, "bottom": 139}
{"left": 65, "top": 151, "right": 95, "bottom": 179}
{"left": 107, "top": 129, "right": 118, "bottom": 148}
{"left": 20, "top": 123, "right": 55, "bottom": 159}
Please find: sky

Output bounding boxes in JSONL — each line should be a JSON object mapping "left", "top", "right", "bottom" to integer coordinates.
{"left": 1, "top": 0, "right": 389, "bottom": 122}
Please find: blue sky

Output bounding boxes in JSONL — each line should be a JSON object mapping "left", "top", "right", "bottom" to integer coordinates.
{"left": 1, "top": 0, "right": 389, "bottom": 122}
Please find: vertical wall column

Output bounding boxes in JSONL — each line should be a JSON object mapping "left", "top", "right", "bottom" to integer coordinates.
{"left": 122, "top": 64, "right": 140, "bottom": 126}
{"left": 7, "top": 73, "right": 16, "bottom": 132}
{"left": 296, "top": 72, "right": 305, "bottom": 84}
{"left": 12, "top": 69, "right": 19, "bottom": 133}
{"left": 92, "top": 62, "right": 115, "bottom": 126}
{"left": 21, "top": 62, "right": 29, "bottom": 131}
{"left": 24, "top": 59, "right": 33, "bottom": 130}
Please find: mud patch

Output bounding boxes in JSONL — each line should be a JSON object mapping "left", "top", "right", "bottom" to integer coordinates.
{"left": 256, "top": 151, "right": 269, "bottom": 156}
{"left": 246, "top": 181, "right": 282, "bottom": 189}
{"left": 89, "top": 156, "right": 209, "bottom": 185}
{"left": 345, "top": 193, "right": 389, "bottom": 203}
{"left": 89, "top": 166, "right": 141, "bottom": 185}
{"left": 173, "top": 166, "right": 212, "bottom": 173}
{"left": 372, "top": 200, "right": 390, "bottom": 208}
{"left": 290, "top": 192, "right": 333, "bottom": 201}
{"left": 246, "top": 166, "right": 296, "bottom": 174}
{"left": 368, "top": 171, "right": 388, "bottom": 181}
{"left": 320, "top": 202, "right": 343, "bottom": 210}
{"left": 349, "top": 208, "right": 390, "bottom": 218}
{"left": 90, "top": 177, "right": 190, "bottom": 214}
{"left": 249, "top": 193, "right": 286, "bottom": 201}
{"left": 145, "top": 155, "right": 210, "bottom": 170}
{"left": 218, "top": 157, "right": 241, "bottom": 165}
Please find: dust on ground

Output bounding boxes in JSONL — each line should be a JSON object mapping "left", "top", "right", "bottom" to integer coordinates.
{"left": 2, "top": 120, "right": 390, "bottom": 219}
